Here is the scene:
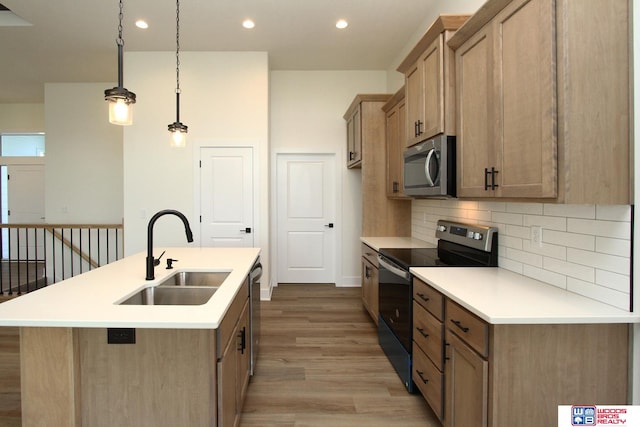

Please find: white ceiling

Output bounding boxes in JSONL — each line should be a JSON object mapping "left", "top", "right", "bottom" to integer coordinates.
{"left": 0, "top": 0, "right": 449, "bottom": 103}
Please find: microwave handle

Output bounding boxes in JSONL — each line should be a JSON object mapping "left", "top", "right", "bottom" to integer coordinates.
{"left": 424, "top": 149, "right": 436, "bottom": 187}
{"left": 378, "top": 255, "right": 411, "bottom": 281}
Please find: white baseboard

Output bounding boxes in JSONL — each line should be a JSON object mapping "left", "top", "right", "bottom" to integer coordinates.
{"left": 337, "top": 276, "right": 361, "bottom": 287}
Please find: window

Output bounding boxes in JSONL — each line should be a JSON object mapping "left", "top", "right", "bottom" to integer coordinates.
{"left": 0, "top": 133, "right": 45, "bottom": 157}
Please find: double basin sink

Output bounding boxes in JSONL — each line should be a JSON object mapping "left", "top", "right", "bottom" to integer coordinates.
{"left": 119, "top": 271, "right": 230, "bottom": 306}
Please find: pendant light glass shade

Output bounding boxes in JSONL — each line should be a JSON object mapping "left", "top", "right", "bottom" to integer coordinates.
{"left": 169, "top": 0, "right": 188, "bottom": 147}
{"left": 104, "top": 0, "right": 136, "bottom": 126}
{"left": 106, "top": 90, "right": 134, "bottom": 125}
{"left": 169, "top": 117, "right": 187, "bottom": 147}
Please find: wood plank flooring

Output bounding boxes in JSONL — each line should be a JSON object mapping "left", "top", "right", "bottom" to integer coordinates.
{"left": 240, "top": 284, "right": 440, "bottom": 427}
{"left": 0, "top": 284, "right": 440, "bottom": 427}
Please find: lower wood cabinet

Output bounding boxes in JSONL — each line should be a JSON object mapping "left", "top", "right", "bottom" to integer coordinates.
{"left": 412, "top": 278, "right": 629, "bottom": 427}
{"left": 444, "top": 327, "right": 488, "bottom": 427}
{"left": 361, "top": 243, "right": 379, "bottom": 325}
{"left": 217, "top": 279, "right": 251, "bottom": 427}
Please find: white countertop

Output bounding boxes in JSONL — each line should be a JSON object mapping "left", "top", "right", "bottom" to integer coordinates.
{"left": 0, "top": 247, "right": 260, "bottom": 329}
{"left": 411, "top": 267, "right": 640, "bottom": 325}
{"left": 361, "top": 236, "right": 434, "bottom": 251}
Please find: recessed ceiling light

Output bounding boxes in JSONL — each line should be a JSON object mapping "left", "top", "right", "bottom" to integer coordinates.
{"left": 135, "top": 20, "right": 149, "bottom": 29}
{"left": 242, "top": 19, "right": 255, "bottom": 29}
{"left": 336, "top": 19, "right": 348, "bottom": 29}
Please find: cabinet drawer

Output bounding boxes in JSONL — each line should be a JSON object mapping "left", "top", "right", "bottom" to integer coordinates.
{"left": 446, "top": 300, "right": 488, "bottom": 358}
{"left": 413, "top": 345, "right": 444, "bottom": 421}
{"left": 413, "top": 302, "right": 444, "bottom": 370}
{"left": 413, "top": 278, "right": 444, "bottom": 321}
{"left": 361, "top": 243, "right": 378, "bottom": 267}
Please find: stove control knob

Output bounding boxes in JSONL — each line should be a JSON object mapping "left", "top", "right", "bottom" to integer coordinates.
{"left": 437, "top": 225, "right": 447, "bottom": 232}
{"left": 474, "top": 232, "right": 483, "bottom": 240}
{"left": 467, "top": 231, "right": 474, "bottom": 239}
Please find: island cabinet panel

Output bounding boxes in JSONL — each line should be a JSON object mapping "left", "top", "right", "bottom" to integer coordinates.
{"left": 78, "top": 328, "right": 217, "bottom": 427}
{"left": 20, "top": 327, "right": 81, "bottom": 427}
{"left": 449, "top": 0, "right": 631, "bottom": 203}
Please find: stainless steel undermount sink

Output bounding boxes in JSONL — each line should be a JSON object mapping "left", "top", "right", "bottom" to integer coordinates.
{"left": 120, "top": 286, "right": 218, "bottom": 306}
{"left": 119, "top": 271, "right": 230, "bottom": 305}
{"left": 158, "top": 271, "right": 230, "bottom": 287}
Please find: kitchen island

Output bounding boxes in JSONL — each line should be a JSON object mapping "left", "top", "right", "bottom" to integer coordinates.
{"left": 410, "top": 267, "right": 639, "bottom": 427}
{"left": 0, "top": 247, "right": 260, "bottom": 427}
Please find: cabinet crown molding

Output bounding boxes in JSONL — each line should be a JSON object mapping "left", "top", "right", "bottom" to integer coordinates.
{"left": 396, "top": 14, "right": 470, "bottom": 73}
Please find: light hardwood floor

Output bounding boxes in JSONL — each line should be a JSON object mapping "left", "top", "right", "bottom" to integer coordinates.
{"left": 0, "top": 284, "right": 440, "bottom": 426}
{"left": 240, "top": 284, "right": 440, "bottom": 427}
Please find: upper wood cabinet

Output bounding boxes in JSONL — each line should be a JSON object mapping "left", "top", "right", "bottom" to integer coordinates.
{"left": 345, "top": 106, "right": 362, "bottom": 168}
{"left": 449, "top": 0, "right": 631, "bottom": 203}
{"left": 345, "top": 94, "right": 411, "bottom": 237}
{"left": 397, "top": 15, "right": 470, "bottom": 147}
{"left": 382, "top": 88, "right": 409, "bottom": 199}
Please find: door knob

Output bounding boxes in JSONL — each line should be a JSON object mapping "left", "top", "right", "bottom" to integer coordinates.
{"left": 324, "top": 223, "right": 334, "bottom": 228}
{"left": 240, "top": 227, "right": 252, "bottom": 233}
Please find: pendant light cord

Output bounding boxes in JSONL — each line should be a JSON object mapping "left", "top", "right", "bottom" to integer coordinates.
{"left": 117, "top": 0, "right": 124, "bottom": 47}
{"left": 175, "top": 0, "right": 181, "bottom": 94}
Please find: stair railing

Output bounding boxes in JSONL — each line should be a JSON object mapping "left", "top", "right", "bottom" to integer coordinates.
{"left": 0, "top": 223, "right": 124, "bottom": 296}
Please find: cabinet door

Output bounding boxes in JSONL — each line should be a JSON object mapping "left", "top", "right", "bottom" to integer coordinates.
{"left": 218, "top": 324, "right": 238, "bottom": 427}
{"left": 456, "top": 25, "right": 495, "bottom": 198}
{"left": 346, "top": 107, "right": 362, "bottom": 167}
{"left": 405, "top": 62, "right": 422, "bottom": 147}
{"left": 421, "top": 35, "right": 444, "bottom": 140}
{"left": 386, "top": 99, "right": 408, "bottom": 198}
{"left": 495, "top": 0, "right": 557, "bottom": 198}
{"left": 445, "top": 330, "right": 488, "bottom": 427}
{"left": 361, "top": 258, "right": 379, "bottom": 324}
{"left": 236, "top": 300, "right": 251, "bottom": 412}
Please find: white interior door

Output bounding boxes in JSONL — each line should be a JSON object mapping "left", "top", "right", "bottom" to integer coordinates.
{"left": 200, "top": 147, "right": 253, "bottom": 247}
{"left": 277, "top": 154, "right": 336, "bottom": 283}
{"left": 2, "top": 164, "right": 45, "bottom": 259}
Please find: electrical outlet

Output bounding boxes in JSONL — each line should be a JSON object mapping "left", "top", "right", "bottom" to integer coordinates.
{"left": 107, "top": 328, "right": 136, "bottom": 344}
{"left": 531, "top": 226, "right": 543, "bottom": 247}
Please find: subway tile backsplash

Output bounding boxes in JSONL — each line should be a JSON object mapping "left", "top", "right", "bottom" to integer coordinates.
{"left": 412, "top": 200, "right": 632, "bottom": 311}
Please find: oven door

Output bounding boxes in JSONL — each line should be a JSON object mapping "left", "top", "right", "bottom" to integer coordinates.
{"left": 377, "top": 254, "right": 412, "bottom": 352}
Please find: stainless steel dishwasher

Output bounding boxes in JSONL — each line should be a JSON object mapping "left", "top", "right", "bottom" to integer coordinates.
{"left": 249, "top": 260, "right": 262, "bottom": 376}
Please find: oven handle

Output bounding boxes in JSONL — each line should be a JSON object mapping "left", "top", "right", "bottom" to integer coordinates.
{"left": 378, "top": 255, "right": 411, "bottom": 281}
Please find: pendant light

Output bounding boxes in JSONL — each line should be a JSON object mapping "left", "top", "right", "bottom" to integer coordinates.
{"left": 168, "top": 0, "right": 188, "bottom": 147}
{"left": 104, "top": 0, "right": 136, "bottom": 126}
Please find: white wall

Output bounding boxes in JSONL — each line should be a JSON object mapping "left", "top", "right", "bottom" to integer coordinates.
{"left": 270, "top": 70, "right": 387, "bottom": 288}
{"left": 44, "top": 83, "right": 123, "bottom": 223}
{"left": 123, "top": 51, "right": 270, "bottom": 284}
{"left": 0, "top": 104, "right": 44, "bottom": 133}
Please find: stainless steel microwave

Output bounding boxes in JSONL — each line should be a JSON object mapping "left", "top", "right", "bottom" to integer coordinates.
{"left": 403, "top": 135, "right": 456, "bottom": 198}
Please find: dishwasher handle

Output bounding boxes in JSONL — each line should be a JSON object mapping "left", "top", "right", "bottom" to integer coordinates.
{"left": 250, "top": 262, "right": 263, "bottom": 282}
{"left": 377, "top": 255, "right": 410, "bottom": 281}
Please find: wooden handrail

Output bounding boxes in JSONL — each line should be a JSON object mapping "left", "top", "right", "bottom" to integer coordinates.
{"left": 0, "top": 223, "right": 122, "bottom": 229}
{"left": 46, "top": 228, "right": 100, "bottom": 269}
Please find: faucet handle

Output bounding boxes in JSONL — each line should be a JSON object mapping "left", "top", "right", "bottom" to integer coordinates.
{"left": 154, "top": 250, "right": 166, "bottom": 266}
{"left": 166, "top": 258, "right": 178, "bottom": 269}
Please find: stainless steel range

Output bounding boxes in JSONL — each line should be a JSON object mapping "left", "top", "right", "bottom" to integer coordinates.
{"left": 377, "top": 220, "right": 498, "bottom": 392}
